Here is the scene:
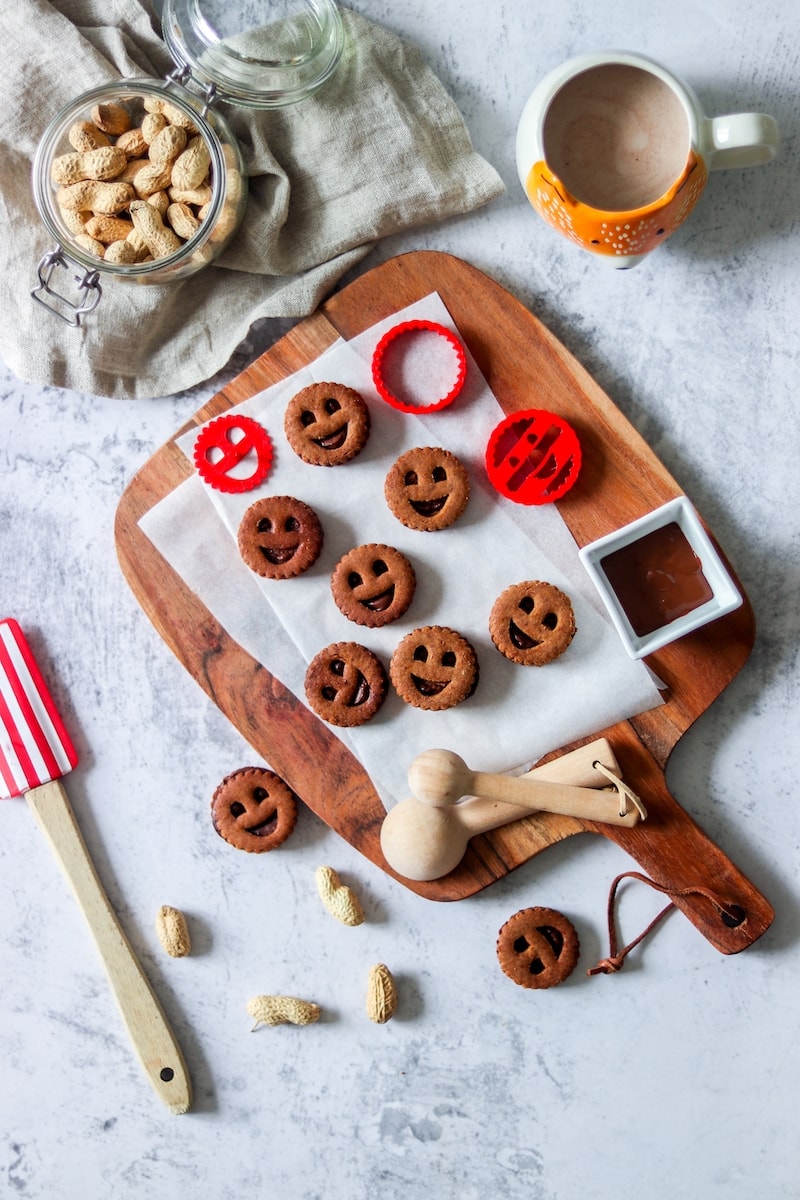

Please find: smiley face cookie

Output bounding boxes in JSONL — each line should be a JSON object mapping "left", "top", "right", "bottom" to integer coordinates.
{"left": 284, "top": 382, "right": 371, "bottom": 466}
{"left": 496, "top": 907, "right": 580, "bottom": 989}
{"left": 489, "top": 581, "right": 576, "bottom": 665}
{"left": 390, "top": 625, "right": 478, "bottom": 711}
{"left": 331, "top": 544, "right": 416, "bottom": 628}
{"left": 305, "top": 642, "right": 388, "bottom": 727}
{"left": 384, "top": 447, "right": 470, "bottom": 531}
{"left": 237, "top": 495, "right": 323, "bottom": 580}
{"left": 211, "top": 767, "right": 298, "bottom": 853}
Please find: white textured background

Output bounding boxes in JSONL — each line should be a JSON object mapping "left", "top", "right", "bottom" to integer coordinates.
{"left": 1, "top": 2, "right": 798, "bottom": 1197}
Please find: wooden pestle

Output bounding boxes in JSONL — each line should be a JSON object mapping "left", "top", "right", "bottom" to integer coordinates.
{"left": 384, "top": 739, "right": 641, "bottom": 881}
{"left": 409, "top": 746, "right": 629, "bottom": 817}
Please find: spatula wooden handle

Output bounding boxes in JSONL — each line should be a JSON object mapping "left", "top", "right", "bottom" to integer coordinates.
{"left": 25, "top": 779, "right": 192, "bottom": 1113}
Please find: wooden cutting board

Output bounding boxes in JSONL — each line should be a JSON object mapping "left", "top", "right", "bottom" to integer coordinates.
{"left": 114, "top": 251, "right": 773, "bottom": 955}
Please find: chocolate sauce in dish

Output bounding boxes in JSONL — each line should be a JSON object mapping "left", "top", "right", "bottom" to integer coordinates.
{"left": 600, "top": 521, "right": 713, "bottom": 637}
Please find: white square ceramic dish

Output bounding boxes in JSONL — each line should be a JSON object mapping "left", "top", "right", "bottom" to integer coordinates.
{"left": 578, "top": 496, "right": 744, "bottom": 659}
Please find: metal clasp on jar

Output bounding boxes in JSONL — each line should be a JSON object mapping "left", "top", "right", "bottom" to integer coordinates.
{"left": 31, "top": 247, "right": 103, "bottom": 326}
{"left": 166, "top": 64, "right": 218, "bottom": 118}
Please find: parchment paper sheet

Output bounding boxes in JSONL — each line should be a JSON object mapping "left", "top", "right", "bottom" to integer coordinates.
{"left": 140, "top": 294, "right": 662, "bottom": 806}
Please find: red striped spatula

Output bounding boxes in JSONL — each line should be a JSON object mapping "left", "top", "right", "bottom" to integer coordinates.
{"left": 0, "top": 618, "right": 191, "bottom": 1113}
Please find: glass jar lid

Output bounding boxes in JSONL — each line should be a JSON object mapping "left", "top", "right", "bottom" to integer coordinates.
{"left": 161, "top": 0, "right": 345, "bottom": 108}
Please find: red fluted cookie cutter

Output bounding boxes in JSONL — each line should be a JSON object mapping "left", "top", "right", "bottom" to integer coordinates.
{"left": 486, "top": 408, "right": 582, "bottom": 505}
{"left": 371, "top": 319, "right": 467, "bottom": 414}
{"left": 193, "top": 414, "right": 273, "bottom": 494}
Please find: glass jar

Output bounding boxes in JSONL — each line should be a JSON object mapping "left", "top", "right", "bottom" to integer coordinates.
{"left": 31, "top": 0, "right": 345, "bottom": 324}
{"left": 163, "top": 0, "right": 345, "bottom": 108}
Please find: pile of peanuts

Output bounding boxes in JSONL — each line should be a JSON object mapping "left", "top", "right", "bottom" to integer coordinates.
{"left": 51, "top": 98, "right": 242, "bottom": 267}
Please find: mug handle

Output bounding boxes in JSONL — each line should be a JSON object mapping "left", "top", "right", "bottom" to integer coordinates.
{"left": 705, "top": 112, "right": 779, "bottom": 170}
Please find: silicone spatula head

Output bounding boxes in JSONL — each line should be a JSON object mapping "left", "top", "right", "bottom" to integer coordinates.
{"left": 0, "top": 618, "right": 78, "bottom": 800}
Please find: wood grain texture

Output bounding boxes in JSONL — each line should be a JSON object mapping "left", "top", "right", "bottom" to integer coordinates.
{"left": 114, "top": 251, "right": 772, "bottom": 953}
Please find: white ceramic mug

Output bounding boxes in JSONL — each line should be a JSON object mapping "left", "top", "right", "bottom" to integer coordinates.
{"left": 516, "top": 51, "right": 779, "bottom": 267}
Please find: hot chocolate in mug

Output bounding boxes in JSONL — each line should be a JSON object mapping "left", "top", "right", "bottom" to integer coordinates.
{"left": 515, "top": 51, "right": 779, "bottom": 266}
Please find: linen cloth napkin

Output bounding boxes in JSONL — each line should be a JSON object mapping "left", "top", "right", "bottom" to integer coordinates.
{"left": 1, "top": 1, "right": 504, "bottom": 399}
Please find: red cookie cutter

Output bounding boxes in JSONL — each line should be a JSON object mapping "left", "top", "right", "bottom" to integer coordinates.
{"left": 371, "top": 319, "right": 467, "bottom": 414}
{"left": 193, "top": 414, "right": 273, "bottom": 494}
{"left": 486, "top": 409, "right": 582, "bottom": 505}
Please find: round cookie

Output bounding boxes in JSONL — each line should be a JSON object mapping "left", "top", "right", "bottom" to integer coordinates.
{"left": 305, "top": 642, "right": 388, "bottom": 727}
{"left": 496, "top": 907, "right": 580, "bottom": 989}
{"left": 489, "top": 580, "right": 576, "bottom": 665}
{"left": 211, "top": 767, "right": 298, "bottom": 853}
{"left": 284, "top": 381, "right": 370, "bottom": 466}
{"left": 331, "top": 544, "right": 415, "bottom": 628}
{"left": 390, "top": 625, "right": 478, "bottom": 711}
{"left": 384, "top": 446, "right": 470, "bottom": 532}
{"left": 237, "top": 495, "right": 323, "bottom": 580}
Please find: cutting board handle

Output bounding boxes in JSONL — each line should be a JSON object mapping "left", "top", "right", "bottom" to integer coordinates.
{"left": 594, "top": 766, "right": 772, "bottom": 954}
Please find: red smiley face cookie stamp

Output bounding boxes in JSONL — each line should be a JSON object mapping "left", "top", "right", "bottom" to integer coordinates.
{"left": 486, "top": 409, "right": 581, "bottom": 505}
{"left": 194, "top": 414, "right": 273, "bottom": 494}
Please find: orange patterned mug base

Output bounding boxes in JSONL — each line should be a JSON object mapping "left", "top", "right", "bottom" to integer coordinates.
{"left": 525, "top": 151, "right": 708, "bottom": 258}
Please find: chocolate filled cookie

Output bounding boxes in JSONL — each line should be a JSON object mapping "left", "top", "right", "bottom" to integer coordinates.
{"left": 496, "top": 907, "right": 580, "bottom": 989}
{"left": 390, "top": 625, "right": 478, "bottom": 711}
{"left": 305, "top": 642, "right": 388, "bottom": 727}
{"left": 237, "top": 495, "right": 323, "bottom": 580}
{"left": 284, "top": 382, "right": 370, "bottom": 466}
{"left": 489, "top": 580, "right": 576, "bottom": 665}
{"left": 384, "top": 446, "right": 470, "bottom": 531}
{"left": 211, "top": 768, "right": 298, "bottom": 853}
{"left": 331, "top": 544, "right": 415, "bottom": 628}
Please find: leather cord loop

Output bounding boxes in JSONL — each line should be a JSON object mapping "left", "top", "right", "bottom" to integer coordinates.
{"left": 587, "top": 871, "right": 744, "bottom": 976}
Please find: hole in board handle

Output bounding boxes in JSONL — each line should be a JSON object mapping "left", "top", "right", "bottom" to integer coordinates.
{"left": 720, "top": 904, "right": 747, "bottom": 928}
